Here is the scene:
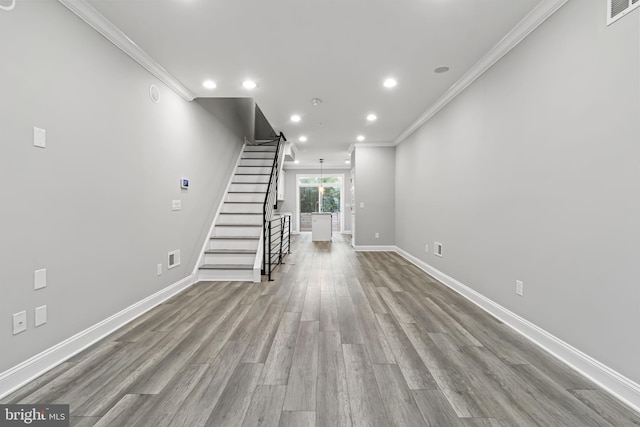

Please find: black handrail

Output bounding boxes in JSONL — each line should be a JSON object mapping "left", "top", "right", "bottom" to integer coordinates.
{"left": 266, "top": 214, "right": 291, "bottom": 281}
{"left": 262, "top": 132, "right": 286, "bottom": 276}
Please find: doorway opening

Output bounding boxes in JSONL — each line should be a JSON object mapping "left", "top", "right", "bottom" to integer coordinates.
{"left": 296, "top": 175, "right": 344, "bottom": 232}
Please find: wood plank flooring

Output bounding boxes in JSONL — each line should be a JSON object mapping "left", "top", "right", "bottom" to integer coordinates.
{"left": 3, "top": 233, "right": 640, "bottom": 426}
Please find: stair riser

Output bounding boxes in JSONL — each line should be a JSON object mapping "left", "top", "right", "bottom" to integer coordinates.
{"left": 230, "top": 183, "right": 268, "bottom": 193}
{"left": 226, "top": 193, "right": 265, "bottom": 203}
{"left": 218, "top": 215, "right": 262, "bottom": 225}
{"left": 241, "top": 152, "right": 276, "bottom": 159}
{"left": 236, "top": 166, "right": 272, "bottom": 175}
{"left": 214, "top": 226, "right": 262, "bottom": 237}
{"left": 233, "top": 175, "right": 270, "bottom": 183}
{"left": 221, "top": 204, "right": 263, "bottom": 214}
{"left": 244, "top": 145, "right": 276, "bottom": 152}
{"left": 203, "top": 253, "right": 256, "bottom": 265}
{"left": 209, "top": 239, "right": 259, "bottom": 250}
{"left": 198, "top": 269, "right": 257, "bottom": 282}
{"left": 239, "top": 159, "right": 273, "bottom": 167}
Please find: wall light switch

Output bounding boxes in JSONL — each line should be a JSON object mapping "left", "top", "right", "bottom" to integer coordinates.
{"left": 13, "top": 311, "right": 27, "bottom": 335}
{"left": 34, "top": 268, "right": 47, "bottom": 290}
{"left": 33, "top": 127, "right": 46, "bottom": 148}
{"left": 375, "top": 232, "right": 380, "bottom": 239}
{"left": 516, "top": 280, "right": 524, "bottom": 296}
{"left": 172, "top": 200, "right": 182, "bottom": 211}
{"left": 157, "top": 263, "right": 162, "bottom": 276}
{"left": 35, "top": 305, "right": 47, "bottom": 327}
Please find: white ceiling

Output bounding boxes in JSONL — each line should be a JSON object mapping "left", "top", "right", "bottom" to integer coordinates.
{"left": 85, "top": 0, "right": 543, "bottom": 168}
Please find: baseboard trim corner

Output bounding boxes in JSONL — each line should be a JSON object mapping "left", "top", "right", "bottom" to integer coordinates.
{"left": 394, "top": 246, "right": 640, "bottom": 414}
{"left": 0, "top": 274, "right": 195, "bottom": 400}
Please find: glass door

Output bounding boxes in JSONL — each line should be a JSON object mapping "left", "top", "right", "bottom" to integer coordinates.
{"left": 297, "top": 176, "right": 343, "bottom": 232}
{"left": 299, "top": 186, "right": 320, "bottom": 232}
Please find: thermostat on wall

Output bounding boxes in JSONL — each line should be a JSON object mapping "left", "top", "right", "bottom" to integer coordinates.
{"left": 181, "top": 178, "right": 189, "bottom": 189}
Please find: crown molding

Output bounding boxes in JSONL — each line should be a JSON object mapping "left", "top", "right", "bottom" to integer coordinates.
{"left": 284, "top": 163, "right": 351, "bottom": 170}
{"left": 354, "top": 142, "right": 396, "bottom": 148}
{"left": 393, "top": 0, "right": 568, "bottom": 145}
{"left": 58, "top": 0, "right": 196, "bottom": 102}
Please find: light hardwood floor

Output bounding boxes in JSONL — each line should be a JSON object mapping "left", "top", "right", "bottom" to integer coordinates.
{"left": 3, "top": 233, "right": 640, "bottom": 426}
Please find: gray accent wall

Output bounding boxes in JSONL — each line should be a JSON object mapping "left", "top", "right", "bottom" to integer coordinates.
{"left": 353, "top": 147, "right": 395, "bottom": 246}
{"left": 0, "top": 3, "right": 244, "bottom": 373}
{"left": 395, "top": 1, "right": 640, "bottom": 383}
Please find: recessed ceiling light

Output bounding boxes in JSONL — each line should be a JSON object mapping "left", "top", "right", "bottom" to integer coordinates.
{"left": 357, "top": 135, "right": 365, "bottom": 141}
{"left": 291, "top": 114, "right": 301, "bottom": 123}
{"left": 202, "top": 80, "right": 216, "bottom": 89}
{"left": 383, "top": 78, "right": 397, "bottom": 88}
{"left": 366, "top": 114, "right": 377, "bottom": 122}
{"left": 434, "top": 66, "right": 450, "bottom": 74}
{"left": 294, "top": 160, "right": 300, "bottom": 164}
{"left": 242, "top": 79, "right": 257, "bottom": 89}
{"left": 345, "top": 160, "right": 351, "bottom": 164}
{"left": 299, "top": 136, "right": 307, "bottom": 142}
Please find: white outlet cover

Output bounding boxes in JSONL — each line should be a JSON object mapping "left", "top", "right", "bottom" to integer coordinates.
{"left": 359, "top": 202, "right": 365, "bottom": 208}
{"left": 13, "top": 311, "right": 27, "bottom": 335}
{"left": 33, "top": 127, "right": 46, "bottom": 148}
{"left": 35, "top": 305, "right": 47, "bottom": 327}
{"left": 172, "top": 200, "right": 182, "bottom": 211}
{"left": 516, "top": 280, "right": 524, "bottom": 296}
{"left": 34, "top": 268, "right": 47, "bottom": 290}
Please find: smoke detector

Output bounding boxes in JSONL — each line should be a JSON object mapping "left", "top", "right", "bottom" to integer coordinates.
{"left": 312, "top": 98, "right": 322, "bottom": 106}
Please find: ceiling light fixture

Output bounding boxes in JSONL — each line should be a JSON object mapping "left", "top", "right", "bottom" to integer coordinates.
{"left": 202, "top": 80, "right": 216, "bottom": 89}
{"left": 383, "top": 78, "right": 397, "bottom": 88}
{"left": 294, "top": 160, "right": 300, "bottom": 164}
{"left": 357, "top": 135, "right": 365, "bottom": 142}
{"left": 242, "top": 79, "right": 257, "bottom": 89}
{"left": 367, "top": 114, "right": 377, "bottom": 122}
{"left": 299, "top": 136, "right": 307, "bottom": 142}
{"left": 291, "top": 114, "right": 301, "bottom": 123}
{"left": 345, "top": 160, "right": 351, "bottom": 164}
{"left": 312, "top": 98, "right": 322, "bottom": 106}
{"left": 434, "top": 66, "right": 450, "bottom": 74}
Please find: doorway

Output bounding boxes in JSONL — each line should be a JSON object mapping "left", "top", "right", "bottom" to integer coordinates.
{"left": 296, "top": 175, "right": 344, "bottom": 232}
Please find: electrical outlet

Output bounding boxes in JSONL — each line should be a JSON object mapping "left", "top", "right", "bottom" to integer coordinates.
{"left": 13, "top": 311, "right": 27, "bottom": 335}
{"left": 171, "top": 200, "right": 182, "bottom": 211}
{"left": 516, "top": 280, "right": 524, "bottom": 296}
{"left": 375, "top": 232, "right": 380, "bottom": 239}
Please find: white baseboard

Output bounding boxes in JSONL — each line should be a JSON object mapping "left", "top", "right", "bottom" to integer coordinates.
{"left": 0, "top": 274, "right": 195, "bottom": 400}
{"left": 354, "top": 245, "right": 396, "bottom": 252}
{"left": 394, "top": 246, "right": 640, "bottom": 414}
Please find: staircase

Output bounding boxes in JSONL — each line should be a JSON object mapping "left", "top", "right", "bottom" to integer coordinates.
{"left": 197, "top": 142, "right": 278, "bottom": 282}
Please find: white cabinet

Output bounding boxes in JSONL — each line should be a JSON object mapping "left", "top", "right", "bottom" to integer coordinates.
{"left": 312, "top": 213, "right": 332, "bottom": 241}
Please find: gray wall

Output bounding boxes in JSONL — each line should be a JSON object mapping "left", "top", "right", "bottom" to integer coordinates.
{"left": 353, "top": 147, "right": 395, "bottom": 246}
{"left": 0, "top": 3, "right": 243, "bottom": 373}
{"left": 395, "top": 1, "right": 640, "bottom": 383}
{"left": 279, "top": 168, "right": 352, "bottom": 233}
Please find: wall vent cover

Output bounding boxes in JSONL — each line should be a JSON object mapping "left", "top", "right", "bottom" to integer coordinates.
{"left": 168, "top": 249, "right": 181, "bottom": 269}
{"left": 608, "top": 0, "right": 640, "bottom": 25}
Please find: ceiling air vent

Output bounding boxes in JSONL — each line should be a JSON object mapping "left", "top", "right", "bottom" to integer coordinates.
{"left": 608, "top": 0, "right": 640, "bottom": 25}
